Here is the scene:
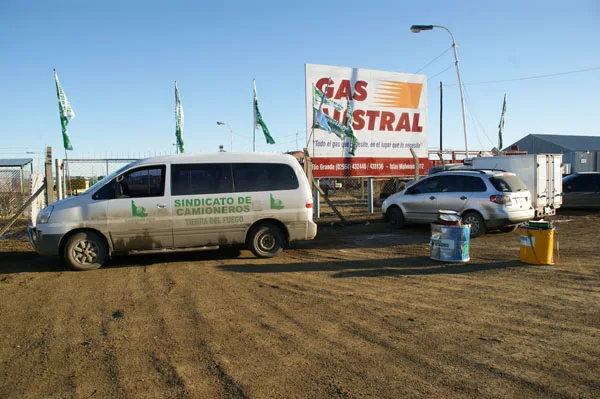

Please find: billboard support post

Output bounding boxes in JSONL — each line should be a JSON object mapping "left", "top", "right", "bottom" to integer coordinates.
{"left": 313, "top": 179, "right": 320, "bottom": 218}
{"left": 367, "top": 177, "right": 374, "bottom": 214}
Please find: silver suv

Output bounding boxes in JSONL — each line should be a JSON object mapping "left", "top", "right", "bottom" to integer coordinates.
{"left": 381, "top": 170, "right": 535, "bottom": 237}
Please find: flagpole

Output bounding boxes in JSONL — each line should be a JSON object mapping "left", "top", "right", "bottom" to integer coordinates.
{"left": 64, "top": 148, "right": 71, "bottom": 196}
{"left": 253, "top": 79, "right": 256, "bottom": 152}
{"left": 498, "top": 93, "right": 506, "bottom": 150}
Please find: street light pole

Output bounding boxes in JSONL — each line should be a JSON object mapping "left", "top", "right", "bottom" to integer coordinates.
{"left": 410, "top": 24, "right": 469, "bottom": 157}
{"left": 216, "top": 121, "right": 233, "bottom": 152}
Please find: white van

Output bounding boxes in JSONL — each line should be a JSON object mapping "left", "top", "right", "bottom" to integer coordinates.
{"left": 29, "top": 152, "right": 317, "bottom": 270}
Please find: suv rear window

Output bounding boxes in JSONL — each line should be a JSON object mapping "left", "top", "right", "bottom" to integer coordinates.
{"left": 489, "top": 174, "right": 528, "bottom": 192}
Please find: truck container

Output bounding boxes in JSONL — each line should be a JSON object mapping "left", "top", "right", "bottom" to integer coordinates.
{"left": 468, "top": 154, "right": 562, "bottom": 217}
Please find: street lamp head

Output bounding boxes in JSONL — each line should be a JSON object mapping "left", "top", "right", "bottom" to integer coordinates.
{"left": 410, "top": 25, "right": 434, "bottom": 33}
{"left": 216, "top": 121, "right": 225, "bottom": 126}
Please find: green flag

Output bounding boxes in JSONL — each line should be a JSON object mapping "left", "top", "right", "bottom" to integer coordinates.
{"left": 498, "top": 94, "right": 506, "bottom": 150}
{"left": 54, "top": 70, "right": 75, "bottom": 151}
{"left": 253, "top": 80, "right": 275, "bottom": 144}
{"left": 312, "top": 85, "right": 358, "bottom": 156}
{"left": 175, "top": 81, "right": 184, "bottom": 153}
{"left": 344, "top": 95, "right": 358, "bottom": 156}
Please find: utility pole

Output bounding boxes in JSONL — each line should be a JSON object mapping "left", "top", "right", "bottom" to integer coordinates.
{"left": 440, "top": 81, "right": 443, "bottom": 152}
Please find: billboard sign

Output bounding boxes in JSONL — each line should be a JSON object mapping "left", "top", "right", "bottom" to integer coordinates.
{"left": 305, "top": 63, "right": 428, "bottom": 178}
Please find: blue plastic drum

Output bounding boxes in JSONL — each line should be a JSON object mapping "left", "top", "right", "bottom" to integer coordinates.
{"left": 430, "top": 223, "right": 470, "bottom": 263}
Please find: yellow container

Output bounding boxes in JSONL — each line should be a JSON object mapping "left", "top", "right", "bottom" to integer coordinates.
{"left": 519, "top": 227, "right": 554, "bottom": 265}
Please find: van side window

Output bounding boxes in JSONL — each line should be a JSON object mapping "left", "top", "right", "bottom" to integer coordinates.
{"left": 171, "top": 164, "right": 233, "bottom": 195}
{"left": 232, "top": 163, "right": 299, "bottom": 192}
{"left": 118, "top": 166, "right": 166, "bottom": 198}
{"left": 92, "top": 181, "right": 116, "bottom": 200}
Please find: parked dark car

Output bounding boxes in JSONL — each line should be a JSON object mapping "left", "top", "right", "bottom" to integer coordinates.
{"left": 562, "top": 172, "right": 600, "bottom": 209}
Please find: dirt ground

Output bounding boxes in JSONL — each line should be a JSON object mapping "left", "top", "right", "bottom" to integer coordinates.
{"left": 0, "top": 211, "right": 599, "bottom": 398}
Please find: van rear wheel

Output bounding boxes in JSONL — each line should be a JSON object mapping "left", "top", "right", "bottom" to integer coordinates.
{"left": 63, "top": 231, "right": 107, "bottom": 271}
{"left": 249, "top": 223, "right": 284, "bottom": 258}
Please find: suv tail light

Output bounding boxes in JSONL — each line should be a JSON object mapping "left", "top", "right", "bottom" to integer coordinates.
{"left": 306, "top": 198, "right": 313, "bottom": 208}
{"left": 490, "top": 195, "right": 512, "bottom": 205}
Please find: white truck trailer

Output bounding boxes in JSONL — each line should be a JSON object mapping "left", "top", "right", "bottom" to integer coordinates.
{"left": 468, "top": 154, "right": 563, "bottom": 217}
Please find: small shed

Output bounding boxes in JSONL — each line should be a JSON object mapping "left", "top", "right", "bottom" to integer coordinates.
{"left": 504, "top": 134, "right": 600, "bottom": 174}
{"left": 0, "top": 158, "right": 33, "bottom": 194}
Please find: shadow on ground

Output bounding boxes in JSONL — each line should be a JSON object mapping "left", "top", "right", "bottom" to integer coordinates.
{"left": 218, "top": 257, "right": 530, "bottom": 277}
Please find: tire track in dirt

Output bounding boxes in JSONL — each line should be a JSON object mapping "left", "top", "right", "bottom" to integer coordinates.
{"left": 207, "top": 259, "right": 449, "bottom": 397}
{"left": 134, "top": 263, "right": 247, "bottom": 398}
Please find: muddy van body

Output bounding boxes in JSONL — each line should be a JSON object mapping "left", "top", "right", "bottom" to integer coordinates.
{"left": 29, "top": 152, "right": 317, "bottom": 270}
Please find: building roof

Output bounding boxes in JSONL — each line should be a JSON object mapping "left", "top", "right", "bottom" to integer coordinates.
{"left": 528, "top": 134, "right": 600, "bottom": 151}
{"left": 0, "top": 158, "right": 33, "bottom": 167}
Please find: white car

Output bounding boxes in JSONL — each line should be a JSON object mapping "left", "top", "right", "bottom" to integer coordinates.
{"left": 382, "top": 170, "right": 535, "bottom": 237}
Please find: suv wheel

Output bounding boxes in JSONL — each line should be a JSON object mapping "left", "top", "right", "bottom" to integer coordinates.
{"left": 462, "top": 212, "right": 486, "bottom": 238}
{"left": 500, "top": 225, "right": 519, "bottom": 233}
{"left": 387, "top": 207, "right": 405, "bottom": 229}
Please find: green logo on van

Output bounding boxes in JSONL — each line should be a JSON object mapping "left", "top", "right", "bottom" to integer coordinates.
{"left": 131, "top": 200, "right": 148, "bottom": 217}
{"left": 270, "top": 194, "right": 284, "bottom": 210}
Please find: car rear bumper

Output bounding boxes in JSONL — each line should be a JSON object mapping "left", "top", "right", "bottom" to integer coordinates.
{"left": 485, "top": 209, "right": 535, "bottom": 228}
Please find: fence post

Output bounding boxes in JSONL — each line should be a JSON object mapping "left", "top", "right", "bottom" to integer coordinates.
{"left": 55, "top": 158, "right": 63, "bottom": 201}
{"left": 367, "top": 177, "right": 374, "bottom": 214}
{"left": 313, "top": 178, "right": 320, "bottom": 218}
{"left": 62, "top": 160, "right": 68, "bottom": 198}
{"left": 410, "top": 148, "right": 419, "bottom": 181}
{"left": 45, "top": 146, "right": 55, "bottom": 204}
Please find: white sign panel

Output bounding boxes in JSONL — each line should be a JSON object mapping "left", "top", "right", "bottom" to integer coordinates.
{"left": 305, "top": 63, "right": 428, "bottom": 177}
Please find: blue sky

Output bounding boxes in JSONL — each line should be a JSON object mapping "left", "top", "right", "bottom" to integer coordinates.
{"left": 1, "top": 0, "right": 599, "bottom": 163}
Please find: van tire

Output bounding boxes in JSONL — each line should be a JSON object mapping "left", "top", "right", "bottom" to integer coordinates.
{"left": 63, "top": 231, "right": 107, "bottom": 271}
{"left": 462, "top": 212, "right": 486, "bottom": 238}
{"left": 249, "top": 223, "right": 284, "bottom": 258}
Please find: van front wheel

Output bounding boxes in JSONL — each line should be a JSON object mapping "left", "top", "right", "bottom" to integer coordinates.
{"left": 63, "top": 231, "right": 108, "bottom": 271}
{"left": 249, "top": 223, "right": 284, "bottom": 258}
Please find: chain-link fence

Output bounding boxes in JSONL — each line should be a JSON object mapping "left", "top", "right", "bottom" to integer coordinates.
{"left": 61, "top": 159, "right": 138, "bottom": 198}
{"left": 0, "top": 160, "right": 45, "bottom": 239}
{"left": 315, "top": 176, "right": 413, "bottom": 221}
{"left": 59, "top": 158, "right": 416, "bottom": 223}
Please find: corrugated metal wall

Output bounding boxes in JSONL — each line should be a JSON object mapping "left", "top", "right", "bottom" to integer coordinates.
{"left": 571, "top": 151, "right": 600, "bottom": 173}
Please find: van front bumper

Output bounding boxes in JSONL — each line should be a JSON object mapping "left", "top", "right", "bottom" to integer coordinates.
{"left": 28, "top": 227, "right": 62, "bottom": 256}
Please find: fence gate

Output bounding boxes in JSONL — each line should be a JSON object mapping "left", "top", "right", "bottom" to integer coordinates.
{"left": 0, "top": 158, "right": 46, "bottom": 238}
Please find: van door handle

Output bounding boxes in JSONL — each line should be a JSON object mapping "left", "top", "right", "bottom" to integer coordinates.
{"left": 460, "top": 196, "right": 467, "bottom": 200}
{"left": 429, "top": 196, "right": 435, "bottom": 200}
{"left": 156, "top": 204, "right": 166, "bottom": 209}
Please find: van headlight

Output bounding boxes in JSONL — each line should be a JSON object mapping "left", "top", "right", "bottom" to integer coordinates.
{"left": 37, "top": 206, "right": 54, "bottom": 224}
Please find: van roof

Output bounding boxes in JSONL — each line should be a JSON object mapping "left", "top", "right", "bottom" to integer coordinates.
{"left": 133, "top": 152, "right": 297, "bottom": 167}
